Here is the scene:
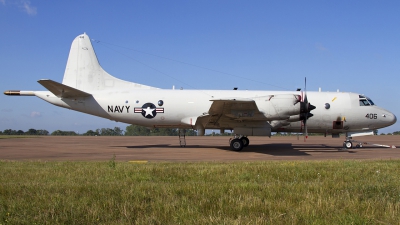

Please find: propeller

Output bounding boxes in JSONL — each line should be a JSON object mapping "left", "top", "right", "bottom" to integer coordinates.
{"left": 299, "top": 77, "right": 316, "bottom": 141}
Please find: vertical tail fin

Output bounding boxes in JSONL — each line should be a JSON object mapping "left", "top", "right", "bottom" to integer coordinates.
{"left": 62, "top": 33, "right": 158, "bottom": 91}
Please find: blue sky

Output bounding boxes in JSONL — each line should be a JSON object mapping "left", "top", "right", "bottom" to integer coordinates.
{"left": 1, "top": 0, "right": 399, "bottom": 134}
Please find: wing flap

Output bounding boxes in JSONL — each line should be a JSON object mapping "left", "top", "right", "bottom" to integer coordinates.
{"left": 37, "top": 79, "right": 91, "bottom": 98}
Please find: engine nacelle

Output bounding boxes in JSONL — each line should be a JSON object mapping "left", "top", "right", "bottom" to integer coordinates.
{"left": 255, "top": 94, "right": 301, "bottom": 120}
{"left": 270, "top": 120, "right": 291, "bottom": 128}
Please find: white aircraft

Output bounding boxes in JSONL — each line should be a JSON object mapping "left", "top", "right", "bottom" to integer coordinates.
{"left": 4, "top": 33, "right": 397, "bottom": 150}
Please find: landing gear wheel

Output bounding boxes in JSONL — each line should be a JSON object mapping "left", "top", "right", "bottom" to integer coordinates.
{"left": 230, "top": 139, "right": 244, "bottom": 151}
{"left": 344, "top": 141, "right": 353, "bottom": 149}
{"left": 240, "top": 137, "right": 250, "bottom": 147}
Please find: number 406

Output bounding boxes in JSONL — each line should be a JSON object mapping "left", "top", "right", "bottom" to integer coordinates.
{"left": 365, "top": 113, "right": 377, "bottom": 119}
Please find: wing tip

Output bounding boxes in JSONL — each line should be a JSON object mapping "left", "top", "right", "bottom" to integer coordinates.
{"left": 4, "top": 90, "right": 19, "bottom": 95}
{"left": 4, "top": 90, "right": 35, "bottom": 96}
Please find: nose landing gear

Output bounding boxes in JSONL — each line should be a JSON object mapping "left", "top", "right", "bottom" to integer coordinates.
{"left": 342, "top": 136, "right": 396, "bottom": 150}
{"left": 343, "top": 139, "right": 353, "bottom": 149}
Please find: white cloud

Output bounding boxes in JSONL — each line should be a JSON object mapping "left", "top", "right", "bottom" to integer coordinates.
{"left": 0, "top": 0, "right": 37, "bottom": 15}
{"left": 30, "top": 111, "right": 41, "bottom": 118}
{"left": 21, "top": 0, "right": 36, "bottom": 16}
{"left": 315, "top": 43, "right": 328, "bottom": 51}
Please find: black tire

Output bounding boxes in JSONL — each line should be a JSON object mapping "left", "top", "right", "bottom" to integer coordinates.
{"left": 344, "top": 141, "right": 353, "bottom": 149}
{"left": 240, "top": 137, "right": 250, "bottom": 147}
{"left": 230, "top": 139, "right": 244, "bottom": 151}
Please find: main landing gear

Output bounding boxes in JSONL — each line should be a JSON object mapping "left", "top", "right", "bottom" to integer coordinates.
{"left": 229, "top": 135, "right": 250, "bottom": 151}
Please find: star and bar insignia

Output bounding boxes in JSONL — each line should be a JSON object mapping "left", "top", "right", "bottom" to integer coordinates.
{"left": 134, "top": 103, "right": 164, "bottom": 119}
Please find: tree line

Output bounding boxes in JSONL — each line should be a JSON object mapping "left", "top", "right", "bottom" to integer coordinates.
{"left": 2, "top": 127, "right": 399, "bottom": 136}
{"left": 1, "top": 129, "right": 50, "bottom": 135}
{"left": 0, "top": 125, "right": 198, "bottom": 136}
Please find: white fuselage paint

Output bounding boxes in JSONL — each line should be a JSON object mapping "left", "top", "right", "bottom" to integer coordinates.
{"left": 34, "top": 89, "right": 397, "bottom": 135}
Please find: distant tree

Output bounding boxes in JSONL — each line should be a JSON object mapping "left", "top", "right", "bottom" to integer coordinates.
{"left": 93, "top": 127, "right": 124, "bottom": 136}
{"left": 1, "top": 129, "right": 48, "bottom": 135}
{"left": 51, "top": 130, "right": 62, "bottom": 135}
{"left": 125, "top": 125, "right": 199, "bottom": 136}
{"left": 51, "top": 130, "right": 77, "bottom": 136}
{"left": 26, "top": 129, "right": 37, "bottom": 135}
{"left": 151, "top": 128, "right": 178, "bottom": 136}
{"left": 0, "top": 131, "right": 2, "bottom": 135}
{"left": 37, "top": 130, "right": 49, "bottom": 135}
{"left": 393, "top": 131, "right": 400, "bottom": 135}
{"left": 380, "top": 133, "right": 386, "bottom": 135}
{"left": 125, "top": 125, "right": 150, "bottom": 136}
{"left": 83, "top": 130, "right": 100, "bottom": 136}
{"left": 97, "top": 128, "right": 112, "bottom": 136}
{"left": 186, "top": 129, "right": 198, "bottom": 136}
{"left": 3, "top": 129, "right": 17, "bottom": 135}
{"left": 97, "top": 128, "right": 110, "bottom": 136}
{"left": 113, "top": 127, "right": 123, "bottom": 136}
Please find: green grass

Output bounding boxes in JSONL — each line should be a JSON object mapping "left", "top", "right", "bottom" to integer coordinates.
{"left": 1, "top": 160, "right": 400, "bottom": 224}
{"left": 0, "top": 135, "right": 40, "bottom": 139}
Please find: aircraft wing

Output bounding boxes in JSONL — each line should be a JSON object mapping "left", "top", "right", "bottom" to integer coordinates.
{"left": 207, "top": 98, "right": 267, "bottom": 126}
{"left": 37, "top": 79, "right": 91, "bottom": 98}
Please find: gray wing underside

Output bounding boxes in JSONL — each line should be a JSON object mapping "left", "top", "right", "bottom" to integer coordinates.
{"left": 207, "top": 98, "right": 268, "bottom": 126}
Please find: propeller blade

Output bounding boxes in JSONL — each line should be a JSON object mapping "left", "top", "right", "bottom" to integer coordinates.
{"left": 304, "top": 120, "right": 308, "bottom": 141}
{"left": 298, "top": 77, "right": 315, "bottom": 141}
{"left": 303, "top": 77, "right": 308, "bottom": 141}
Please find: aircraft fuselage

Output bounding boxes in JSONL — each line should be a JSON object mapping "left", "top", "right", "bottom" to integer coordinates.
{"left": 33, "top": 89, "right": 396, "bottom": 135}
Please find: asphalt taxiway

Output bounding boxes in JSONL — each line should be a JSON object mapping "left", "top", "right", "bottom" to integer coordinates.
{"left": 0, "top": 136, "right": 399, "bottom": 161}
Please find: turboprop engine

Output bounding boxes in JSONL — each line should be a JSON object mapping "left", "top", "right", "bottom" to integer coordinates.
{"left": 264, "top": 94, "right": 316, "bottom": 129}
{"left": 255, "top": 94, "right": 305, "bottom": 120}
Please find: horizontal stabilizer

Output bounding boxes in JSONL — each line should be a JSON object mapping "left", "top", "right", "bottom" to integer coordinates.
{"left": 37, "top": 79, "right": 91, "bottom": 98}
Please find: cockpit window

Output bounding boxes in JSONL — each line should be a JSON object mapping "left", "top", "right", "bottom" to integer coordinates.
{"left": 367, "top": 98, "right": 375, "bottom": 105}
{"left": 359, "top": 95, "right": 375, "bottom": 106}
{"left": 359, "top": 99, "right": 370, "bottom": 106}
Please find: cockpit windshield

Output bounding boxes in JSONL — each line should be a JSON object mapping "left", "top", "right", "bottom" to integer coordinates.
{"left": 359, "top": 95, "right": 375, "bottom": 106}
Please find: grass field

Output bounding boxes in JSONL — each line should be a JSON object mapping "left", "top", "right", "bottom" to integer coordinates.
{"left": 0, "top": 136, "right": 40, "bottom": 139}
{"left": 1, "top": 160, "right": 399, "bottom": 224}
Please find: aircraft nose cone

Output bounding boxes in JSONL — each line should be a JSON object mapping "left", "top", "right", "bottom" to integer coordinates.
{"left": 384, "top": 111, "right": 397, "bottom": 126}
{"left": 392, "top": 114, "right": 397, "bottom": 125}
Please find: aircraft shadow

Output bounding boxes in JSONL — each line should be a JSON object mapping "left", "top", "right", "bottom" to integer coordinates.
{"left": 111, "top": 143, "right": 360, "bottom": 156}
{"left": 226, "top": 143, "right": 357, "bottom": 156}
